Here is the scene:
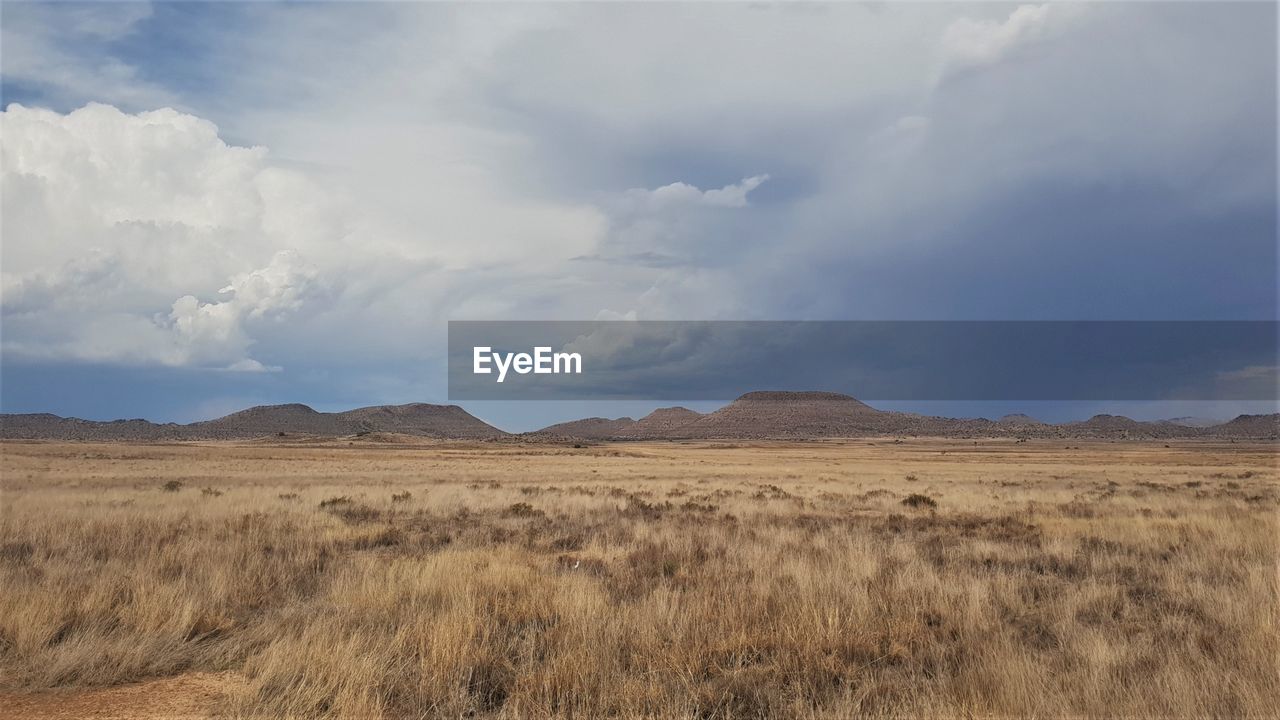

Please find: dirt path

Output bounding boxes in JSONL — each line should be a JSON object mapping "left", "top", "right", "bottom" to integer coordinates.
{"left": 0, "top": 672, "right": 245, "bottom": 720}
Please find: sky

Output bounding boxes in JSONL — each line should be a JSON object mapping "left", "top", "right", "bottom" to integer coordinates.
{"left": 1, "top": 1, "right": 1276, "bottom": 432}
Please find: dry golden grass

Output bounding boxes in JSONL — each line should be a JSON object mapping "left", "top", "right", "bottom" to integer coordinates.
{"left": 1, "top": 438, "right": 1277, "bottom": 718}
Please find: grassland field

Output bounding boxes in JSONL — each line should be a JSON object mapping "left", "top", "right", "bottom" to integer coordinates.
{"left": 0, "top": 438, "right": 1276, "bottom": 718}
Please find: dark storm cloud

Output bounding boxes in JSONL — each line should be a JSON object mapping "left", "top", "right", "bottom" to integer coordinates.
{"left": 448, "top": 321, "right": 1278, "bottom": 401}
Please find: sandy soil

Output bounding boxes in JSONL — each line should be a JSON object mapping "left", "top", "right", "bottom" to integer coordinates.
{"left": 0, "top": 672, "right": 246, "bottom": 720}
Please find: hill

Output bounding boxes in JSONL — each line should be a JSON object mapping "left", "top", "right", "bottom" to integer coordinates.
{"left": 624, "top": 407, "right": 704, "bottom": 438}
{"left": 529, "top": 392, "right": 1271, "bottom": 441}
{"left": 654, "top": 391, "right": 922, "bottom": 439}
{"left": 0, "top": 403, "right": 506, "bottom": 441}
{"left": 1054, "top": 414, "right": 1196, "bottom": 440}
{"left": 1162, "top": 416, "right": 1223, "bottom": 428}
{"left": 1208, "top": 413, "right": 1280, "bottom": 440}
{"left": 0, "top": 414, "right": 184, "bottom": 441}
{"left": 533, "top": 417, "right": 638, "bottom": 440}
{"left": 335, "top": 403, "right": 509, "bottom": 439}
{"left": 188, "top": 404, "right": 341, "bottom": 437}
{"left": 5, "top": 396, "right": 1276, "bottom": 442}
{"left": 998, "top": 413, "right": 1044, "bottom": 426}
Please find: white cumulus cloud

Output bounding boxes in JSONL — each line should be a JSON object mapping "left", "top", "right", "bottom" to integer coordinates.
{"left": 938, "top": 4, "right": 1083, "bottom": 80}
{"left": 1, "top": 103, "right": 340, "bottom": 369}
{"left": 628, "top": 175, "right": 770, "bottom": 209}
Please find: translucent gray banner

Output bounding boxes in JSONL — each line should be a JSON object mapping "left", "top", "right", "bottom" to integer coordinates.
{"left": 447, "top": 321, "right": 1277, "bottom": 401}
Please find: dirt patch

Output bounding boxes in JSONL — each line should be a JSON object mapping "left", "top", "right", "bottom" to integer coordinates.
{"left": 0, "top": 672, "right": 245, "bottom": 720}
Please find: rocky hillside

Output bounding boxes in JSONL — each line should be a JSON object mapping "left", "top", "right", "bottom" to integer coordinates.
{"left": 5, "top": 395, "right": 1276, "bottom": 441}
{"left": 529, "top": 392, "right": 1280, "bottom": 441}
{"left": 998, "top": 413, "right": 1045, "bottom": 426}
{"left": 534, "top": 417, "right": 638, "bottom": 440}
{"left": 0, "top": 414, "right": 185, "bottom": 441}
{"left": 673, "top": 391, "right": 890, "bottom": 439}
{"left": 623, "top": 407, "right": 704, "bottom": 438}
{"left": 335, "top": 404, "right": 509, "bottom": 438}
{"left": 1208, "top": 413, "right": 1280, "bottom": 440}
{"left": 0, "top": 403, "right": 507, "bottom": 441}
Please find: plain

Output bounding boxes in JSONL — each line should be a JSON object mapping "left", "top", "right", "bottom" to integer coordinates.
{"left": 0, "top": 438, "right": 1276, "bottom": 718}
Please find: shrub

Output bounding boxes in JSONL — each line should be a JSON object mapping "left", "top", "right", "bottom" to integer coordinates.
{"left": 902, "top": 493, "right": 937, "bottom": 509}
{"left": 621, "top": 495, "right": 669, "bottom": 520}
{"left": 328, "top": 503, "right": 381, "bottom": 525}
{"left": 352, "top": 527, "right": 403, "bottom": 550}
{"left": 502, "top": 502, "right": 544, "bottom": 519}
{"left": 161, "top": 480, "right": 183, "bottom": 492}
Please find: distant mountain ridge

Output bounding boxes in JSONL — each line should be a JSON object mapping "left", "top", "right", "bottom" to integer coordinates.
{"left": 3, "top": 393, "right": 1277, "bottom": 441}
{"left": 535, "top": 416, "right": 638, "bottom": 439}
{"left": 0, "top": 403, "right": 506, "bottom": 441}
{"left": 530, "top": 392, "right": 1279, "bottom": 441}
{"left": 1161, "top": 416, "right": 1225, "bottom": 428}
{"left": 998, "top": 413, "right": 1044, "bottom": 426}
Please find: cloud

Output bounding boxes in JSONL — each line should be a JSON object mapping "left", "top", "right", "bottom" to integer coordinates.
{"left": 938, "top": 4, "right": 1073, "bottom": 79}
{"left": 1, "top": 103, "right": 339, "bottom": 369}
{"left": 1213, "top": 365, "right": 1279, "bottom": 400}
{"left": 632, "top": 175, "right": 771, "bottom": 209}
{"left": 222, "top": 359, "right": 282, "bottom": 374}
{"left": 0, "top": 101, "right": 639, "bottom": 369}
{"left": 165, "top": 250, "right": 325, "bottom": 367}
{"left": 1, "top": 2, "right": 1274, "bottom": 425}
{"left": 582, "top": 175, "right": 771, "bottom": 281}
{"left": 0, "top": 3, "right": 175, "bottom": 111}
